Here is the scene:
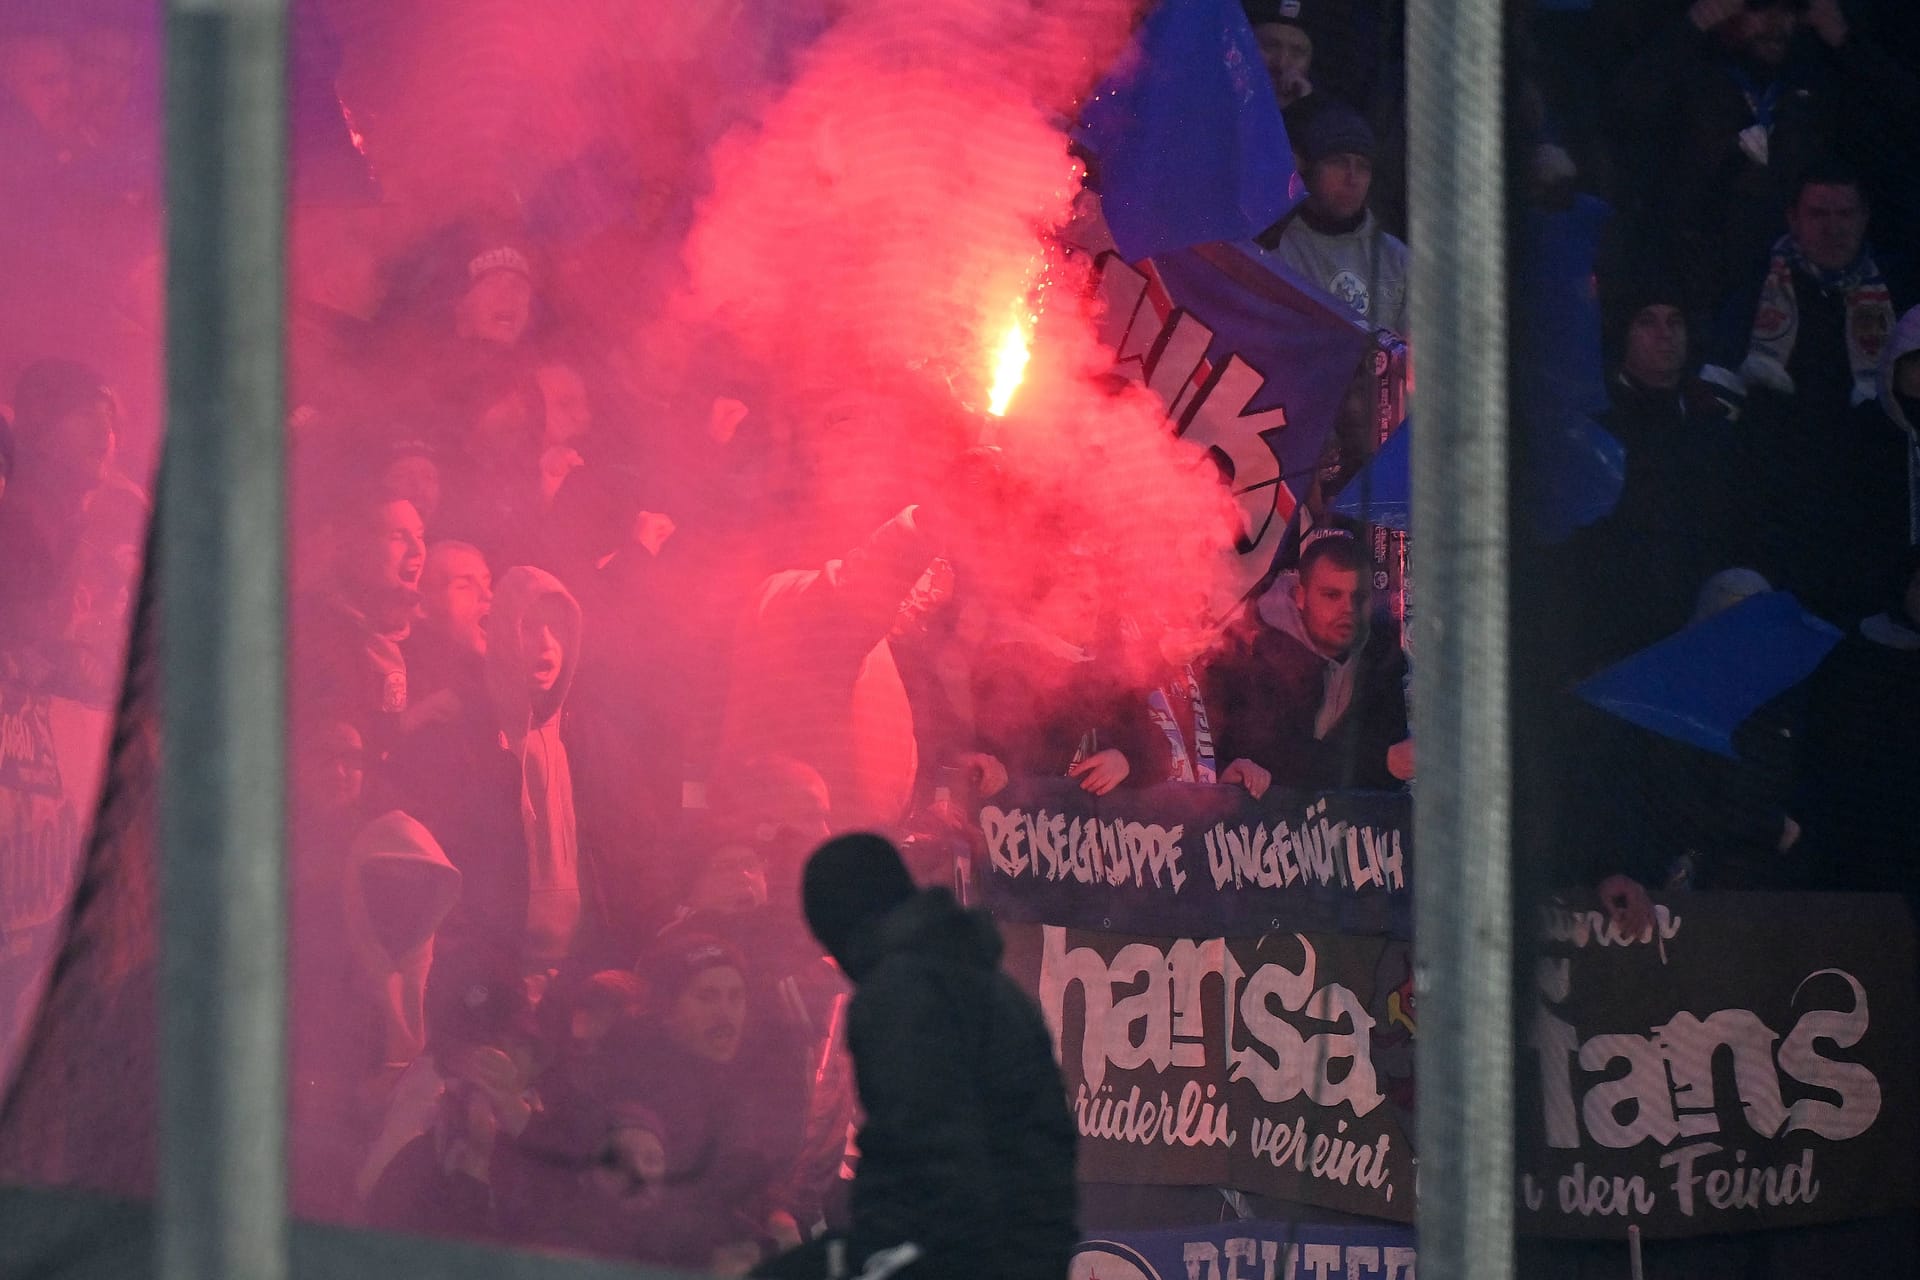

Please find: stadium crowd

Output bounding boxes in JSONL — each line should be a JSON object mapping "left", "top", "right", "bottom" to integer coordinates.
{"left": 0, "top": 0, "right": 1915, "bottom": 1272}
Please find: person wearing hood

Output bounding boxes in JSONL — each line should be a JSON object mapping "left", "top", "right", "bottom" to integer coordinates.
{"left": 752, "top": 834, "right": 1077, "bottom": 1280}
{"left": 1795, "top": 546, "right": 1920, "bottom": 914}
{"left": 1253, "top": 103, "right": 1409, "bottom": 339}
{"left": 379, "top": 564, "right": 591, "bottom": 969}
{"left": 1205, "top": 529, "right": 1412, "bottom": 793}
{"left": 291, "top": 810, "right": 462, "bottom": 1218}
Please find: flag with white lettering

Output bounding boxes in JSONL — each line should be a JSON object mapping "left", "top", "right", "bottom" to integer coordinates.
{"left": 1519, "top": 892, "right": 1919, "bottom": 1237}
{"left": 977, "top": 778, "right": 1411, "bottom": 939}
{"left": 1004, "top": 923, "right": 1418, "bottom": 1221}
{"left": 1068, "top": 207, "right": 1375, "bottom": 608}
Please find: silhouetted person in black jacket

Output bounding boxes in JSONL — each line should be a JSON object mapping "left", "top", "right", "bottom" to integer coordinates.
{"left": 753, "top": 834, "right": 1077, "bottom": 1280}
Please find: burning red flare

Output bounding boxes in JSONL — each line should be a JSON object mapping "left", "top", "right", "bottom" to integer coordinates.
{"left": 986, "top": 314, "right": 1032, "bottom": 416}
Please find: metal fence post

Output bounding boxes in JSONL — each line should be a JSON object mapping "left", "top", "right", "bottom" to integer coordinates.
{"left": 1404, "top": 0, "right": 1514, "bottom": 1275}
{"left": 159, "top": 1, "right": 289, "bottom": 1278}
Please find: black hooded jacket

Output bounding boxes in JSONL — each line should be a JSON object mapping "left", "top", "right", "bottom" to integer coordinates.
{"left": 834, "top": 888, "right": 1077, "bottom": 1280}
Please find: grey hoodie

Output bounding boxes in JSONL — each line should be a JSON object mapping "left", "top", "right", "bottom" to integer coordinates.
{"left": 485, "top": 566, "right": 584, "bottom": 964}
{"left": 1257, "top": 570, "right": 1361, "bottom": 740}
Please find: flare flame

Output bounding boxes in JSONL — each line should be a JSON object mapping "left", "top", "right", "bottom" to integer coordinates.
{"left": 985, "top": 314, "right": 1033, "bottom": 417}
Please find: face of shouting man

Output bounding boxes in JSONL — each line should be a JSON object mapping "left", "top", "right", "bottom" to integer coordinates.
{"left": 663, "top": 964, "right": 747, "bottom": 1065}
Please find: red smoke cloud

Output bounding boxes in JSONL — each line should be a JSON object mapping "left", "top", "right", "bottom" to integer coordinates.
{"left": 675, "top": 0, "right": 1242, "bottom": 622}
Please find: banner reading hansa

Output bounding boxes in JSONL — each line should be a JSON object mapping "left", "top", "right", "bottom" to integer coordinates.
{"left": 1003, "top": 923, "right": 1418, "bottom": 1222}
{"left": 1071, "top": 1219, "right": 1416, "bottom": 1280}
{"left": 978, "top": 779, "right": 1411, "bottom": 940}
{"left": 1518, "top": 892, "right": 1919, "bottom": 1239}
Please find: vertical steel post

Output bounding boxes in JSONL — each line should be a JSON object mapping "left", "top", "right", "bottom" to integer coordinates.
{"left": 158, "top": 1, "right": 289, "bottom": 1278}
{"left": 1404, "top": 0, "right": 1514, "bottom": 1275}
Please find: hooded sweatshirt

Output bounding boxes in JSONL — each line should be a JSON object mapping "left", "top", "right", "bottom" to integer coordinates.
{"left": 1202, "top": 573, "right": 1410, "bottom": 792}
{"left": 485, "top": 566, "right": 585, "bottom": 964}
{"left": 1877, "top": 305, "right": 1920, "bottom": 546}
{"left": 343, "top": 811, "right": 464, "bottom": 1067}
{"left": 290, "top": 810, "right": 460, "bottom": 1217}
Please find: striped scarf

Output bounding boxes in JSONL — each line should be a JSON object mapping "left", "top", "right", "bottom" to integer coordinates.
{"left": 1742, "top": 234, "right": 1894, "bottom": 408}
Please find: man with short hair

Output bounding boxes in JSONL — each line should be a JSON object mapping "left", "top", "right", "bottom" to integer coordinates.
{"left": 1205, "top": 530, "right": 1412, "bottom": 791}
{"left": 381, "top": 565, "right": 589, "bottom": 968}
{"left": 1255, "top": 103, "right": 1409, "bottom": 338}
{"left": 405, "top": 539, "right": 492, "bottom": 706}
{"left": 1614, "top": 0, "right": 1919, "bottom": 318}
{"left": 293, "top": 491, "right": 426, "bottom": 754}
{"left": 1707, "top": 163, "right": 1908, "bottom": 421}
{"left": 1704, "top": 164, "right": 1915, "bottom": 617}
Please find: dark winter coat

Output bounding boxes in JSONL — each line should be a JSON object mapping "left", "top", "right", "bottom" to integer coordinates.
{"left": 836, "top": 888, "right": 1077, "bottom": 1280}
{"left": 1565, "top": 371, "right": 1755, "bottom": 669}
{"left": 291, "top": 589, "right": 409, "bottom": 754}
{"left": 1707, "top": 261, "right": 1917, "bottom": 621}
{"left": 1204, "top": 603, "right": 1410, "bottom": 793}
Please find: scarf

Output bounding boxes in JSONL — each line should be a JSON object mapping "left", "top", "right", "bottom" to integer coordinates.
{"left": 1742, "top": 235, "right": 1894, "bottom": 407}
{"left": 1146, "top": 664, "right": 1217, "bottom": 784}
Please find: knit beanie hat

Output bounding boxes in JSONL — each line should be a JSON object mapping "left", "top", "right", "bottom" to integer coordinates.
{"left": 423, "top": 943, "right": 537, "bottom": 1055}
{"left": 801, "top": 833, "right": 916, "bottom": 964}
{"left": 1243, "top": 0, "right": 1317, "bottom": 39}
{"left": 1299, "top": 102, "right": 1375, "bottom": 166}
{"left": 1602, "top": 273, "right": 1688, "bottom": 356}
{"left": 643, "top": 929, "right": 747, "bottom": 1007}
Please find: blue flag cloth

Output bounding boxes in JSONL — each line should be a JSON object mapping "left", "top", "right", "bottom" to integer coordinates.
{"left": 1575, "top": 591, "right": 1843, "bottom": 759}
{"left": 1527, "top": 408, "right": 1626, "bottom": 545}
{"left": 1517, "top": 195, "right": 1624, "bottom": 543}
{"left": 1076, "top": 0, "right": 1301, "bottom": 262}
{"left": 1331, "top": 416, "right": 1411, "bottom": 530}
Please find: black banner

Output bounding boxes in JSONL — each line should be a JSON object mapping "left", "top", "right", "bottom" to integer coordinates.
{"left": 977, "top": 779, "right": 1411, "bottom": 939}
{"left": 1003, "top": 923, "right": 1418, "bottom": 1222}
{"left": 1518, "top": 893, "right": 1920, "bottom": 1238}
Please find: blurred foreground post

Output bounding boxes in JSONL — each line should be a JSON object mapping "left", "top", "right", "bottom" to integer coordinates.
{"left": 159, "top": 1, "right": 289, "bottom": 1278}
{"left": 1405, "top": 0, "right": 1514, "bottom": 1275}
